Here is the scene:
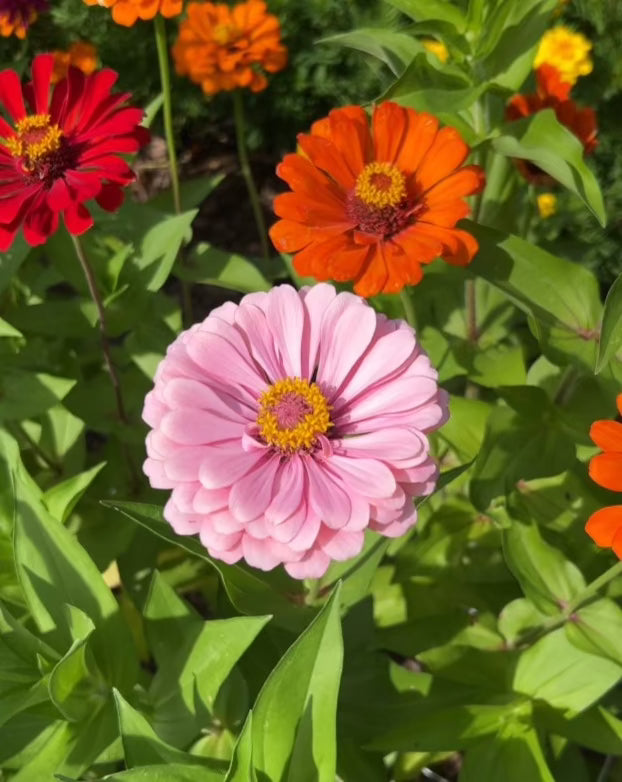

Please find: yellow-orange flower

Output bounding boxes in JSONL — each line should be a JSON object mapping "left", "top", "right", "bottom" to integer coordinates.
{"left": 82, "top": 0, "right": 181, "bottom": 27}
{"left": 270, "top": 101, "right": 485, "bottom": 298}
{"left": 534, "top": 26, "right": 593, "bottom": 85}
{"left": 422, "top": 39, "right": 449, "bottom": 63}
{"left": 51, "top": 42, "right": 98, "bottom": 84}
{"left": 172, "top": 0, "right": 287, "bottom": 95}
{"left": 537, "top": 193, "right": 557, "bottom": 219}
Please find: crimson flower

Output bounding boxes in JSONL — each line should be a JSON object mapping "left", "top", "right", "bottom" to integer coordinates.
{"left": 0, "top": 54, "right": 149, "bottom": 250}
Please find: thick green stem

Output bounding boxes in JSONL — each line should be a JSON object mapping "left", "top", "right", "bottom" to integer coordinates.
{"left": 400, "top": 290, "right": 417, "bottom": 329}
{"left": 154, "top": 16, "right": 181, "bottom": 215}
{"left": 233, "top": 90, "right": 271, "bottom": 263}
{"left": 71, "top": 234, "right": 128, "bottom": 424}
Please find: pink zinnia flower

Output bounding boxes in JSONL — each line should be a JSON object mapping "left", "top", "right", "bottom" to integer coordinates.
{"left": 142, "top": 284, "right": 448, "bottom": 579}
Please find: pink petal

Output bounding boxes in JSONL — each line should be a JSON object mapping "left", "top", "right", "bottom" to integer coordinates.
{"left": 185, "top": 331, "right": 266, "bottom": 400}
{"left": 164, "top": 447, "right": 207, "bottom": 482}
{"left": 193, "top": 487, "right": 229, "bottom": 513}
{"left": 228, "top": 455, "right": 280, "bottom": 522}
{"left": 161, "top": 409, "right": 241, "bottom": 445}
{"left": 143, "top": 458, "right": 174, "bottom": 489}
{"left": 199, "top": 520, "right": 242, "bottom": 551}
{"left": 234, "top": 303, "right": 285, "bottom": 381}
{"left": 285, "top": 549, "right": 331, "bottom": 579}
{"left": 318, "top": 528, "right": 365, "bottom": 560}
{"left": 199, "top": 446, "right": 265, "bottom": 489}
{"left": 305, "top": 457, "right": 352, "bottom": 530}
{"left": 162, "top": 377, "right": 251, "bottom": 422}
{"left": 164, "top": 498, "right": 202, "bottom": 535}
{"left": 288, "top": 503, "right": 322, "bottom": 551}
{"left": 241, "top": 535, "right": 283, "bottom": 571}
{"left": 327, "top": 454, "right": 396, "bottom": 499}
{"left": 334, "top": 428, "right": 429, "bottom": 468}
{"left": 300, "top": 283, "right": 337, "bottom": 377}
{"left": 265, "top": 284, "right": 305, "bottom": 377}
{"left": 265, "top": 457, "right": 305, "bottom": 524}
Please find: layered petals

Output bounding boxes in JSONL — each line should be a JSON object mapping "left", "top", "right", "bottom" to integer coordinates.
{"left": 82, "top": 0, "right": 181, "bottom": 25}
{"left": 270, "top": 101, "right": 484, "bottom": 297}
{"left": 143, "top": 284, "right": 448, "bottom": 578}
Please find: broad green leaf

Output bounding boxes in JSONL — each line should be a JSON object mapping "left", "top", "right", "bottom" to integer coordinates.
{"left": 460, "top": 719, "right": 554, "bottom": 782}
{"left": 48, "top": 633, "right": 103, "bottom": 723}
{"left": 502, "top": 521, "right": 585, "bottom": 615}
{"left": 250, "top": 585, "right": 343, "bottom": 782}
{"left": 469, "top": 344, "right": 526, "bottom": 388}
{"left": 113, "top": 690, "right": 223, "bottom": 776}
{"left": 536, "top": 704, "right": 622, "bottom": 756}
{"left": 320, "top": 532, "right": 389, "bottom": 609}
{"left": 467, "top": 222, "right": 602, "bottom": 333}
{"left": 104, "top": 501, "right": 312, "bottom": 632}
{"left": 513, "top": 628, "right": 621, "bottom": 712}
{"left": 225, "top": 711, "right": 256, "bottom": 782}
{"left": 144, "top": 572, "right": 269, "bottom": 746}
{"left": 0, "top": 371, "right": 76, "bottom": 422}
{"left": 321, "top": 28, "right": 422, "bottom": 76}
{"left": 149, "top": 174, "right": 224, "bottom": 213}
{"left": 12, "top": 454, "right": 137, "bottom": 689}
{"left": 134, "top": 209, "right": 198, "bottom": 291}
{"left": 384, "top": 53, "right": 484, "bottom": 117}
{"left": 595, "top": 272, "right": 622, "bottom": 373}
{"left": 43, "top": 462, "right": 106, "bottom": 524}
{"left": 177, "top": 242, "right": 270, "bottom": 293}
{"left": 565, "top": 599, "right": 622, "bottom": 666}
{"left": 0, "top": 234, "right": 31, "bottom": 294}
{"left": 493, "top": 110, "right": 606, "bottom": 226}
{"left": 438, "top": 396, "right": 491, "bottom": 461}
{"left": 498, "top": 598, "right": 547, "bottom": 645}
{"left": 385, "top": 0, "right": 466, "bottom": 30}
{"left": 105, "top": 765, "right": 218, "bottom": 781}
{"left": 0, "top": 317, "right": 22, "bottom": 338}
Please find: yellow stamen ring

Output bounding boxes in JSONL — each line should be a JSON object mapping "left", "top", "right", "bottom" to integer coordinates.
{"left": 257, "top": 377, "right": 332, "bottom": 452}
{"left": 355, "top": 161, "right": 407, "bottom": 210}
{"left": 5, "top": 114, "right": 63, "bottom": 169}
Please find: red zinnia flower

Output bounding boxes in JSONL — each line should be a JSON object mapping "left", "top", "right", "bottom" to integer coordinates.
{"left": 0, "top": 54, "right": 149, "bottom": 250}
{"left": 269, "top": 101, "right": 485, "bottom": 298}
{"left": 586, "top": 394, "right": 622, "bottom": 559}
{"left": 506, "top": 64, "right": 597, "bottom": 184}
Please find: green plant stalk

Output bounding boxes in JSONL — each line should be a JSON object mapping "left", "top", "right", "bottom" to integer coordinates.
{"left": 399, "top": 290, "right": 417, "bottom": 329}
{"left": 233, "top": 89, "right": 271, "bottom": 263}
{"left": 153, "top": 16, "right": 181, "bottom": 215}
{"left": 71, "top": 234, "right": 128, "bottom": 424}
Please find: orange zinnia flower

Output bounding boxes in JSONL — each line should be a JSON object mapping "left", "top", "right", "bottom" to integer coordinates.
{"left": 507, "top": 64, "right": 597, "bottom": 184}
{"left": 82, "top": 0, "right": 181, "bottom": 26}
{"left": 0, "top": 0, "right": 47, "bottom": 38}
{"left": 172, "top": 0, "right": 287, "bottom": 95}
{"left": 586, "top": 395, "right": 622, "bottom": 559}
{"left": 51, "top": 42, "right": 98, "bottom": 84}
{"left": 269, "top": 101, "right": 485, "bottom": 298}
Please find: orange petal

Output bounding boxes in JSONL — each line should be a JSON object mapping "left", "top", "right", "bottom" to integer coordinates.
{"left": 269, "top": 219, "right": 313, "bottom": 253}
{"left": 328, "top": 107, "right": 372, "bottom": 178}
{"left": 617, "top": 394, "right": 622, "bottom": 418}
{"left": 372, "top": 101, "right": 408, "bottom": 164}
{"left": 383, "top": 241, "right": 423, "bottom": 292}
{"left": 293, "top": 234, "right": 367, "bottom": 282}
{"left": 425, "top": 166, "right": 486, "bottom": 206}
{"left": 297, "top": 134, "right": 356, "bottom": 190}
{"left": 276, "top": 154, "right": 344, "bottom": 202}
{"left": 272, "top": 192, "right": 351, "bottom": 228}
{"left": 585, "top": 505, "right": 622, "bottom": 547}
{"left": 416, "top": 126, "right": 470, "bottom": 191}
{"left": 415, "top": 224, "right": 478, "bottom": 266}
{"left": 396, "top": 111, "right": 438, "bottom": 176}
{"left": 590, "top": 420, "right": 622, "bottom": 453}
{"left": 420, "top": 200, "right": 471, "bottom": 228}
{"left": 589, "top": 452, "right": 622, "bottom": 492}
{"left": 353, "top": 244, "right": 389, "bottom": 298}
{"left": 393, "top": 226, "right": 442, "bottom": 264}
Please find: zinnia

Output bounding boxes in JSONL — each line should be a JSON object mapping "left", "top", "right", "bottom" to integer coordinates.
{"left": 172, "top": 0, "right": 287, "bottom": 95}
{"left": 586, "top": 395, "right": 622, "bottom": 559}
{"left": 506, "top": 64, "right": 597, "bottom": 185}
{"left": 51, "top": 42, "right": 98, "bottom": 84}
{"left": 0, "top": 54, "right": 149, "bottom": 250}
{"left": 142, "top": 284, "right": 448, "bottom": 579}
{"left": 0, "top": 0, "right": 47, "bottom": 38}
{"left": 534, "top": 26, "right": 592, "bottom": 86}
{"left": 81, "top": 0, "right": 181, "bottom": 26}
{"left": 269, "top": 101, "right": 485, "bottom": 298}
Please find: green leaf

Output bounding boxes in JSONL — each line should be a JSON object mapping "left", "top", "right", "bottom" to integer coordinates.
{"left": 467, "top": 222, "right": 602, "bottom": 333}
{"left": 438, "top": 396, "right": 492, "bottom": 461}
{"left": 595, "top": 272, "right": 622, "bottom": 373}
{"left": 134, "top": 209, "right": 198, "bottom": 291}
{"left": 460, "top": 719, "right": 554, "bottom": 782}
{"left": 502, "top": 521, "right": 585, "bottom": 615}
{"left": 0, "top": 234, "right": 31, "bottom": 295}
{"left": 493, "top": 110, "right": 606, "bottom": 226}
{"left": 177, "top": 242, "right": 271, "bottom": 293}
{"left": 536, "top": 703, "right": 622, "bottom": 756}
{"left": 565, "top": 599, "right": 622, "bottom": 666}
{"left": 225, "top": 711, "right": 256, "bottom": 782}
{"left": 385, "top": 0, "right": 467, "bottom": 30}
{"left": 0, "top": 371, "right": 76, "bottom": 422}
{"left": 498, "top": 598, "right": 547, "bottom": 645}
{"left": 144, "top": 572, "right": 269, "bottom": 746}
{"left": 42, "top": 462, "right": 106, "bottom": 523}
{"left": 320, "top": 28, "right": 422, "bottom": 76}
{"left": 149, "top": 174, "right": 224, "bottom": 213}
{"left": 48, "top": 633, "right": 102, "bottom": 723}
{"left": 105, "top": 766, "right": 219, "bottom": 781}
{"left": 250, "top": 584, "right": 343, "bottom": 781}
{"left": 320, "top": 532, "right": 389, "bottom": 609}
{"left": 104, "top": 501, "right": 312, "bottom": 633}
{"left": 12, "top": 452, "right": 137, "bottom": 689}
{"left": 0, "top": 317, "right": 22, "bottom": 338}
{"left": 513, "top": 628, "right": 621, "bottom": 713}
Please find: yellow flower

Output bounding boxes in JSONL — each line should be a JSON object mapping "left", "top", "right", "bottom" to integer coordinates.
{"left": 537, "top": 193, "right": 557, "bottom": 219}
{"left": 534, "top": 26, "right": 593, "bottom": 85}
{"left": 422, "top": 39, "right": 449, "bottom": 64}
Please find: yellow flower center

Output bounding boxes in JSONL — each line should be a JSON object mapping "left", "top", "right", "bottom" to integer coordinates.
{"left": 355, "top": 162, "right": 407, "bottom": 210}
{"left": 213, "top": 23, "right": 239, "bottom": 46}
{"left": 257, "top": 378, "right": 332, "bottom": 452}
{"left": 537, "top": 192, "right": 557, "bottom": 219}
{"left": 5, "top": 114, "right": 63, "bottom": 170}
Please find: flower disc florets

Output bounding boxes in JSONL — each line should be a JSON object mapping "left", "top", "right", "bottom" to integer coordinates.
{"left": 258, "top": 378, "right": 332, "bottom": 452}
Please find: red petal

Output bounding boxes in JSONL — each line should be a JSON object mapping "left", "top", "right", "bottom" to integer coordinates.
{"left": 63, "top": 202, "right": 94, "bottom": 236}
{"left": 95, "top": 183, "right": 124, "bottom": 212}
{"left": 32, "top": 54, "right": 55, "bottom": 114}
{"left": 0, "top": 69, "right": 26, "bottom": 122}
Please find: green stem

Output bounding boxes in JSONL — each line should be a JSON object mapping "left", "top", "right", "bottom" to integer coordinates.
{"left": 399, "top": 290, "right": 417, "bottom": 329}
{"left": 154, "top": 16, "right": 181, "bottom": 215}
{"left": 304, "top": 579, "right": 321, "bottom": 606}
{"left": 465, "top": 278, "right": 478, "bottom": 343}
{"left": 71, "top": 234, "right": 128, "bottom": 425}
{"left": 232, "top": 89, "right": 270, "bottom": 263}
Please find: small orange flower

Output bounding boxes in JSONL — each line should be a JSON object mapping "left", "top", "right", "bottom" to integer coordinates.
{"left": 51, "top": 42, "right": 98, "bottom": 84}
{"left": 586, "top": 395, "right": 622, "bottom": 559}
{"left": 0, "top": 0, "right": 47, "bottom": 37}
{"left": 172, "top": 0, "right": 287, "bottom": 95}
{"left": 82, "top": 0, "right": 181, "bottom": 26}
{"left": 269, "top": 101, "right": 485, "bottom": 298}
{"left": 507, "top": 64, "right": 597, "bottom": 184}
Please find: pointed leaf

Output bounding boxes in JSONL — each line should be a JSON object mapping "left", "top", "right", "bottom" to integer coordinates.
{"left": 43, "top": 462, "right": 106, "bottom": 523}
